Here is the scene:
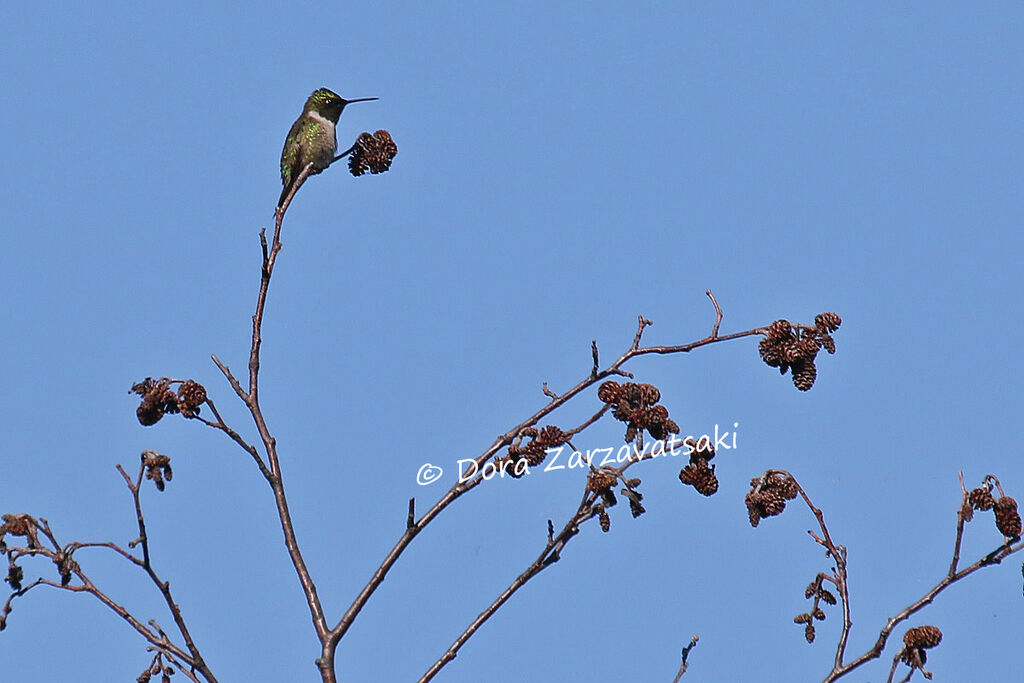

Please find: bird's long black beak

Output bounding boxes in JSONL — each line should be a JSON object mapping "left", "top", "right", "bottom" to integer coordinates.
{"left": 343, "top": 97, "right": 378, "bottom": 105}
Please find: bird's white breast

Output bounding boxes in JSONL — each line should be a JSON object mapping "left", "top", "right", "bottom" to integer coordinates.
{"left": 307, "top": 109, "right": 337, "bottom": 137}
{"left": 306, "top": 109, "right": 338, "bottom": 167}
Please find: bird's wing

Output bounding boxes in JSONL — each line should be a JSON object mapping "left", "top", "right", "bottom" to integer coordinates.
{"left": 279, "top": 117, "right": 307, "bottom": 188}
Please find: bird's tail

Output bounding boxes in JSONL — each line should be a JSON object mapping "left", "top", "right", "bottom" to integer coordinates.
{"left": 277, "top": 182, "right": 292, "bottom": 209}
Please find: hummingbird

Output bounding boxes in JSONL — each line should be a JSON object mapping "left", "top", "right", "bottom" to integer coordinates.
{"left": 278, "top": 88, "right": 378, "bottom": 208}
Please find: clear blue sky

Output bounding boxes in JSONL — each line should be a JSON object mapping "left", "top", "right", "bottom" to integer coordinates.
{"left": 3, "top": 3, "right": 1023, "bottom": 681}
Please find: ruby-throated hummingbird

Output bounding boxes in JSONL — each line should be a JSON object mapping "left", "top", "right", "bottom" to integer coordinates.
{"left": 278, "top": 88, "right": 378, "bottom": 208}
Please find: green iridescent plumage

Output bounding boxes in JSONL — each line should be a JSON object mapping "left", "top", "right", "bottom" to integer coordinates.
{"left": 277, "top": 88, "right": 378, "bottom": 208}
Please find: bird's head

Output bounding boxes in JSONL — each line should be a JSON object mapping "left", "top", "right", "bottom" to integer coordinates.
{"left": 304, "top": 88, "right": 378, "bottom": 122}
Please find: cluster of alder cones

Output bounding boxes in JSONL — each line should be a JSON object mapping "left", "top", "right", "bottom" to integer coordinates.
{"left": 0, "top": 514, "right": 79, "bottom": 598}
{"left": 586, "top": 468, "right": 645, "bottom": 531}
{"left": 965, "top": 483, "right": 1022, "bottom": 538}
{"left": 794, "top": 578, "right": 838, "bottom": 643}
{"left": 598, "top": 381, "right": 679, "bottom": 442}
{"left": 348, "top": 130, "right": 398, "bottom": 176}
{"left": 1, "top": 514, "right": 37, "bottom": 593}
{"left": 502, "top": 425, "right": 569, "bottom": 476}
{"left": 745, "top": 472, "right": 799, "bottom": 527}
{"left": 130, "top": 378, "right": 207, "bottom": 426}
{"left": 678, "top": 438, "right": 718, "bottom": 496}
{"left": 142, "top": 451, "right": 174, "bottom": 492}
{"left": 759, "top": 313, "right": 841, "bottom": 391}
{"left": 136, "top": 658, "right": 176, "bottom": 683}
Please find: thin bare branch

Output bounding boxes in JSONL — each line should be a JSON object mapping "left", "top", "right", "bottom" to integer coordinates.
{"left": 118, "top": 459, "right": 217, "bottom": 681}
{"left": 764, "top": 470, "right": 854, "bottom": 671}
{"left": 631, "top": 315, "right": 653, "bottom": 350}
{"left": 949, "top": 471, "right": 970, "bottom": 576}
{"left": 704, "top": 290, "right": 722, "bottom": 338}
{"left": 195, "top": 398, "right": 272, "bottom": 481}
{"left": 210, "top": 354, "right": 248, "bottom": 404}
{"left": 213, "top": 162, "right": 332, "bottom": 680}
{"left": 67, "top": 541, "right": 143, "bottom": 568}
{"left": 564, "top": 404, "right": 611, "bottom": 437}
{"left": 886, "top": 652, "right": 901, "bottom": 683}
{"left": 672, "top": 635, "right": 700, "bottom": 682}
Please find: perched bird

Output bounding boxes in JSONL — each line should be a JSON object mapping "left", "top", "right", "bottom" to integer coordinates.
{"left": 278, "top": 88, "right": 377, "bottom": 208}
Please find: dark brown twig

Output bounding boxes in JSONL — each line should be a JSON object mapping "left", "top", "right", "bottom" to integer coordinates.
{"left": 114, "top": 460, "right": 215, "bottom": 681}
{"left": 211, "top": 161, "right": 334, "bottom": 681}
{"left": 672, "top": 635, "right": 700, "bottom": 682}
{"left": 949, "top": 471, "right": 971, "bottom": 576}
{"left": 195, "top": 398, "right": 272, "bottom": 481}
{"left": 706, "top": 289, "right": 723, "bottom": 338}
{"left": 886, "top": 653, "right": 902, "bottom": 683}
{"left": 765, "top": 470, "right": 853, "bottom": 671}
{"left": 564, "top": 403, "right": 612, "bottom": 437}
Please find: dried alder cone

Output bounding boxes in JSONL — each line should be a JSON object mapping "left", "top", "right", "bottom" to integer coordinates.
{"left": 501, "top": 425, "right": 569, "bottom": 476}
{"left": 177, "top": 380, "right": 207, "bottom": 417}
{"left": 758, "top": 312, "right": 841, "bottom": 391}
{"left": 901, "top": 625, "right": 943, "bottom": 670}
{"left": 678, "top": 438, "right": 719, "bottom": 497}
{"left": 586, "top": 469, "right": 647, "bottom": 529}
{"left": 623, "top": 486, "right": 646, "bottom": 518}
{"left": 0, "top": 514, "right": 34, "bottom": 545}
{"left": 598, "top": 381, "right": 680, "bottom": 442}
{"left": 5, "top": 563, "right": 24, "bottom": 593}
{"left": 142, "top": 451, "right": 173, "bottom": 492}
{"left": 1, "top": 514, "right": 42, "bottom": 596}
{"left": 745, "top": 472, "right": 799, "bottom": 527}
{"left": 963, "top": 479, "right": 1022, "bottom": 538}
{"left": 587, "top": 468, "right": 618, "bottom": 505}
{"left": 348, "top": 129, "right": 398, "bottom": 176}
{"left": 803, "top": 579, "right": 837, "bottom": 605}
{"left": 994, "top": 496, "right": 1022, "bottom": 538}
{"left": 967, "top": 486, "right": 995, "bottom": 513}
{"left": 130, "top": 378, "right": 207, "bottom": 426}
{"left": 136, "top": 657, "right": 175, "bottom": 683}
{"left": 794, "top": 577, "right": 837, "bottom": 643}
{"left": 131, "top": 378, "right": 178, "bottom": 426}
{"left": 904, "top": 625, "right": 943, "bottom": 649}
{"left": 53, "top": 550, "right": 79, "bottom": 587}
